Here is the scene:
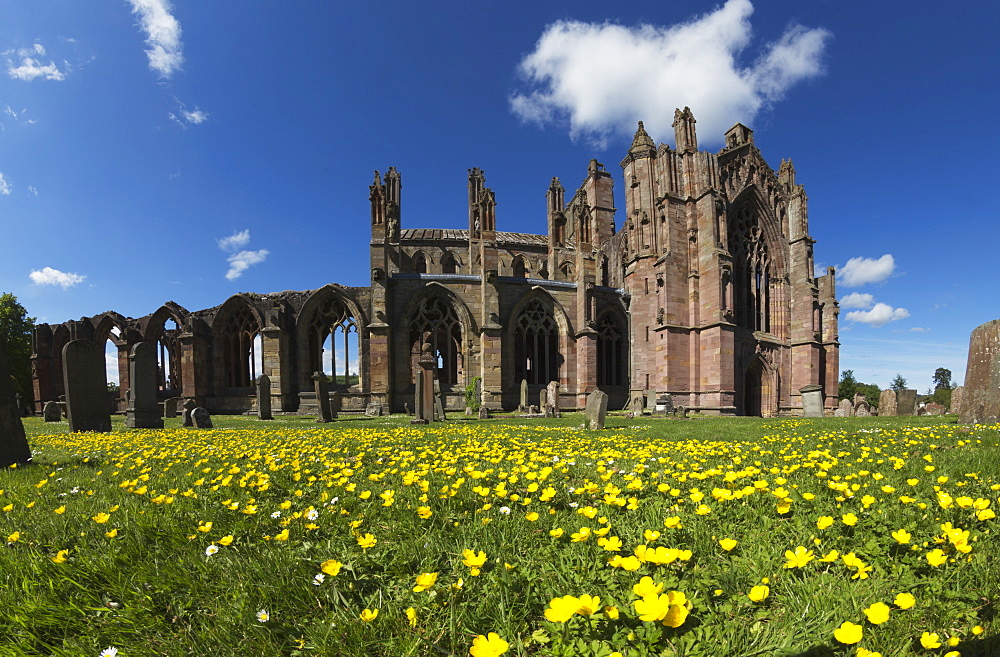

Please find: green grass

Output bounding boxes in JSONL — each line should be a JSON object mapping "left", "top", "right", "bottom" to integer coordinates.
{"left": 1, "top": 413, "right": 998, "bottom": 656}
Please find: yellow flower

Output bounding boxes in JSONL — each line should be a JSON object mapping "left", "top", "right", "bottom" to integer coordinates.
{"left": 469, "top": 632, "right": 509, "bottom": 657}
{"left": 416, "top": 506, "right": 432, "bottom": 519}
{"left": 663, "top": 516, "right": 682, "bottom": 529}
{"left": 218, "top": 535, "right": 234, "bottom": 546}
{"left": 719, "top": 538, "right": 738, "bottom": 551}
{"left": 862, "top": 602, "right": 890, "bottom": 625}
{"left": 197, "top": 521, "right": 212, "bottom": 532}
{"left": 643, "top": 529, "right": 660, "bottom": 542}
{"left": 816, "top": 516, "right": 834, "bottom": 529}
{"left": 919, "top": 632, "right": 941, "bottom": 649}
{"left": 525, "top": 512, "right": 539, "bottom": 522}
{"left": 405, "top": 607, "right": 417, "bottom": 628}
{"left": 893, "top": 592, "right": 915, "bottom": 609}
{"left": 834, "top": 621, "right": 863, "bottom": 644}
{"left": 105, "top": 528, "right": 118, "bottom": 538}
{"left": 412, "top": 572, "right": 438, "bottom": 592}
{"left": 972, "top": 625, "right": 984, "bottom": 636}
{"left": 51, "top": 549, "right": 69, "bottom": 564}
{"left": 748, "top": 585, "right": 769, "bottom": 602}
{"left": 357, "top": 533, "right": 376, "bottom": 549}
{"left": 576, "top": 594, "right": 601, "bottom": 615}
{"left": 784, "top": 546, "right": 815, "bottom": 569}
{"left": 891, "top": 529, "right": 911, "bottom": 544}
{"left": 926, "top": 549, "right": 948, "bottom": 567}
{"left": 544, "top": 595, "right": 579, "bottom": 623}
{"left": 600, "top": 536, "right": 623, "bottom": 552}
{"left": 321, "top": 559, "right": 343, "bottom": 576}
{"left": 617, "top": 555, "right": 641, "bottom": 571}
{"left": 92, "top": 513, "right": 110, "bottom": 524}
{"left": 976, "top": 508, "right": 995, "bottom": 521}
{"left": 819, "top": 549, "right": 840, "bottom": 562}
{"left": 603, "top": 606, "right": 620, "bottom": 620}
{"left": 7, "top": 531, "right": 19, "bottom": 542}
{"left": 360, "top": 608, "right": 378, "bottom": 622}
{"left": 54, "top": 505, "right": 66, "bottom": 514}
{"left": 633, "top": 576, "right": 664, "bottom": 598}
{"left": 842, "top": 513, "right": 858, "bottom": 526}
{"left": 274, "top": 528, "right": 289, "bottom": 541}
{"left": 856, "top": 649, "right": 883, "bottom": 657}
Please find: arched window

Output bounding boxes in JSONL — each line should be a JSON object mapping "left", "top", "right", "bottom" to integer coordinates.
{"left": 219, "top": 304, "right": 260, "bottom": 387}
{"left": 729, "top": 203, "right": 771, "bottom": 333}
{"left": 147, "top": 317, "right": 181, "bottom": 393}
{"left": 105, "top": 327, "right": 121, "bottom": 392}
{"left": 512, "top": 256, "right": 527, "bottom": 278}
{"left": 309, "top": 297, "right": 360, "bottom": 387}
{"left": 441, "top": 252, "right": 458, "bottom": 274}
{"left": 596, "top": 312, "right": 627, "bottom": 386}
{"left": 514, "top": 299, "right": 559, "bottom": 384}
{"left": 408, "top": 296, "right": 463, "bottom": 386}
{"left": 412, "top": 252, "right": 427, "bottom": 274}
{"left": 559, "top": 261, "right": 574, "bottom": 281}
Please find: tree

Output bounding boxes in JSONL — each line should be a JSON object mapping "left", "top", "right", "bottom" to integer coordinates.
{"left": 0, "top": 293, "right": 35, "bottom": 406}
{"left": 932, "top": 368, "right": 953, "bottom": 391}
{"left": 838, "top": 370, "right": 858, "bottom": 401}
{"left": 858, "top": 383, "right": 881, "bottom": 409}
{"left": 890, "top": 374, "right": 907, "bottom": 391}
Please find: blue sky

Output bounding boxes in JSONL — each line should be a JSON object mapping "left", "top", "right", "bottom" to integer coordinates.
{"left": 1, "top": 1, "right": 997, "bottom": 393}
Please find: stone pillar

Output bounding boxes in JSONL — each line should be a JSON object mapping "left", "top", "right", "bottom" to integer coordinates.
{"left": 63, "top": 340, "right": 111, "bottom": 433}
{"left": 125, "top": 342, "right": 164, "bottom": 429}
{"left": 0, "top": 337, "right": 32, "bottom": 467}
{"left": 413, "top": 343, "right": 436, "bottom": 424}
{"left": 799, "top": 384, "right": 824, "bottom": 417}
{"left": 256, "top": 374, "right": 273, "bottom": 420}
{"left": 312, "top": 372, "right": 333, "bottom": 422}
{"left": 960, "top": 320, "right": 1000, "bottom": 424}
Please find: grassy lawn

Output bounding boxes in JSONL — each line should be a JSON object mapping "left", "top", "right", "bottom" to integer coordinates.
{"left": 1, "top": 412, "right": 998, "bottom": 656}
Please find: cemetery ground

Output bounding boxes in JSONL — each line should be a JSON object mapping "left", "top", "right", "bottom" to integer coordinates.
{"left": 1, "top": 413, "right": 999, "bottom": 657}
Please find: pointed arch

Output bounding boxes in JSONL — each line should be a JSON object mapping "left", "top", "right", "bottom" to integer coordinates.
{"left": 411, "top": 251, "right": 428, "bottom": 274}
{"left": 142, "top": 304, "right": 188, "bottom": 394}
{"left": 506, "top": 288, "right": 572, "bottom": 385}
{"left": 728, "top": 187, "right": 788, "bottom": 334}
{"left": 402, "top": 284, "right": 475, "bottom": 387}
{"left": 213, "top": 294, "right": 265, "bottom": 388}
{"left": 297, "top": 285, "right": 368, "bottom": 389}
{"left": 596, "top": 309, "right": 628, "bottom": 387}
{"left": 511, "top": 255, "right": 528, "bottom": 278}
{"left": 440, "top": 251, "right": 459, "bottom": 274}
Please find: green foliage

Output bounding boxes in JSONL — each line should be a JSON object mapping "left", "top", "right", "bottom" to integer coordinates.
{"left": 857, "top": 382, "right": 881, "bottom": 409}
{"left": 838, "top": 370, "right": 857, "bottom": 401}
{"left": 0, "top": 292, "right": 35, "bottom": 404}
{"left": 890, "top": 374, "right": 908, "bottom": 391}
{"left": 933, "top": 368, "right": 954, "bottom": 391}
{"left": 933, "top": 387, "right": 952, "bottom": 408}
{"left": 465, "top": 376, "right": 482, "bottom": 411}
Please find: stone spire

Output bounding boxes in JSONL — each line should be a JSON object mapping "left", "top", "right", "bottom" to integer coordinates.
{"left": 629, "top": 121, "right": 656, "bottom": 156}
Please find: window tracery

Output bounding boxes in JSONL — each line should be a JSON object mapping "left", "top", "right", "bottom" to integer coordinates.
{"left": 513, "top": 299, "right": 559, "bottom": 384}
{"left": 408, "top": 296, "right": 462, "bottom": 385}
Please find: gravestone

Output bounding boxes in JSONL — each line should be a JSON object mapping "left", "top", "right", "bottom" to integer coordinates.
{"left": 413, "top": 343, "right": 436, "bottom": 424}
{"left": 62, "top": 340, "right": 112, "bottom": 433}
{"left": 925, "top": 402, "right": 946, "bottom": 416}
{"left": 256, "top": 374, "right": 273, "bottom": 420}
{"left": 43, "top": 400, "right": 62, "bottom": 422}
{"left": 163, "top": 397, "right": 178, "bottom": 418}
{"left": 312, "top": 372, "right": 333, "bottom": 422}
{"left": 432, "top": 379, "right": 446, "bottom": 421}
{"left": 126, "top": 343, "right": 164, "bottom": 429}
{"left": 519, "top": 379, "right": 528, "bottom": 412}
{"left": 330, "top": 390, "right": 342, "bottom": 419}
{"left": 960, "top": 320, "right": 1000, "bottom": 424}
{"left": 585, "top": 389, "right": 609, "bottom": 430}
{"left": 478, "top": 405, "right": 490, "bottom": 419}
{"left": 655, "top": 395, "right": 674, "bottom": 416}
{"left": 834, "top": 408, "right": 847, "bottom": 417}
{"left": 365, "top": 401, "right": 383, "bottom": 417}
{"left": 546, "top": 380, "right": 560, "bottom": 418}
{"left": 0, "top": 337, "right": 32, "bottom": 467}
{"left": 878, "top": 389, "right": 897, "bottom": 417}
{"left": 629, "top": 390, "right": 644, "bottom": 416}
{"left": 950, "top": 386, "right": 964, "bottom": 417}
{"left": 799, "top": 384, "right": 824, "bottom": 417}
{"left": 539, "top": 387, "right": 547, "bottom": 410}
{"left": 896, "top": 389, "right": 917, "bottom": 416}
{"left": 182, "top": 399, "right": 196, "bottom": 427}
{"left": 192, "top": 407, "right": 213, "bottom": 428}
{"left": 855, "top": 401, "right": 871, "bottom": 417}
{"left": 645, "top": 390, "right": 656, "bottom": 414}
{"left": 837, "top": 398, "right": 853, "bottom": 417}
{"left": 675, "top": 405, "right": 688, "bottom": 418}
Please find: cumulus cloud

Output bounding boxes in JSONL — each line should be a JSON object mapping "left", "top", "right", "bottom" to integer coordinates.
{"left": 30, "top": 266, "right": 86, "bottom": 288}
{"left": 217, "top": 229, "right": 251, "bottom": 252}
{"left": 225, "top": 250, "right": 269, "bottom": 281}
{"left": 845, "top": 302, "right": 910, "bottom": 328}
{"left": 169, "top": 105, "right": 209, "bottom": 126}
{"left": 126, "top": 0, "right": 183, "bottom": 78}
{"left": 838, "top": 254, "right": 895, "bottom": 287}
{"left": 5, "top": 42, "right": 66, "bottom": 81}
{"left": 0, "top": 172, "right": 10, "bottom": 195}
{"left": 839, "top": 292, "right": 874, "bottom": 309}
{"left": 510, "top": 0, "right": 831, "bottom": 146}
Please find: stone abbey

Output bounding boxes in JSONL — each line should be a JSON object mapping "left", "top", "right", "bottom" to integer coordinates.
{"left": 31, "top": 109, "right": 839, "bottom": 417}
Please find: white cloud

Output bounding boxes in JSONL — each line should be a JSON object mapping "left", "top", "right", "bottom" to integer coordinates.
{"left": 839, "top": 292, "right": 874, "bottom": 309}
{"left": 169, "top": 105, "right": 210, "bottom": 126}
{"left": 845, "top": 302, "right": 910, "bottom": 328}
{"left": 838, "top": 254, "right": 895, "bottom": 287}
{"left": 126, "top": 0, "right": 183, "bottom": 78}
{"left": 225, "top": 249, "right": 269, "bottom": 281}
{"left": 7, "top": 56, "right": 65, "bottom": 81}
{"left": 29, "top": 266, "right": 86, "bottom": 288}
{"left": 27, "top": 185, "right": 38, "bottom": 196}
{"left": 0, "top": 172, "right": 10, "bottom": 195}
{"left": 910, "top": 327, "right": 930, "bottom": 333}
{"left": 217, "top": 229, "right": 251, "bottom": 252}
{"left": 509, "top": 0, "right": 831, "bottom": 146}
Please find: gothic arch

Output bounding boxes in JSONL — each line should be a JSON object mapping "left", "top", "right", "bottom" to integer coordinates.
{"left": 411, "top": 251, "right": 428, "bottom": 274}
{"left": 596, "top": 308, "right": 628, "bottom": 387}
{"left": 511, "top": 255, "right": 528, "bottom": 278}
{"left": 93, "top": 312, "right": 129, "bottom": 345}
{"left": 728, "top": 187, "right": 789, "bottom": 334}
{"left": 738, "top": 352, "right": 779, "bottom": 417}
{"left": 440, "top": 251, "right": 459, "bottom": 274}
{"left": 297, "top": 285, "right": 368, "bottom": 389}
{"left": 506, "top": 288, "right": 573, "bottom": 386}
{"left": 141, "top": 304, "right": 189, "bottom": 395}
{"left": 402, "top": 284, "right": 475, "bottom": 387}
{"left": 212, "top": 294, "right": 265, "bottom": 389}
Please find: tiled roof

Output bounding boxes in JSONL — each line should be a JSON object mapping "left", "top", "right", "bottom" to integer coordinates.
{"left": 400, "top": 229, "right": 552, "bottom": 248}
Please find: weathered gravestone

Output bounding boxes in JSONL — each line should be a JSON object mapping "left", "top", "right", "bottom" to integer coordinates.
{"left": 629, "top": 390, "right": 644, "bottom": 416}
{"left": 960, "top": 320, "right": 1000, "bottom": 424}
{"left": 675, "top": 405, "right": 688, "bottom": 418}
{"left": 330, "top": 390, "right": 342, "bottom": 419}
{"left": 925, "top": 402, "right": 946, "bottom": 416}
{"left": 547, "top": 380, "right": 560, "bottom": 418}
{"left": 256, "top": 374, "right": 273, "bottom": 420}
{"left": 312, "top": 372, "right": 333, "bottom": 423}
{"left": 519, "top": 379, "right": 528, "bottom": 412}
{"left": 878, "top": 389, "right": 897, "bottom": 417}
{"left": 800, "top": 384, "right": 824, "bottom": 417}
{"left": 655, "top": 395, "right": 674, "bottom": 416}
{"left": 365, "top": 401, "right": 383, "bottom": 417}
{"left": 43, "top": 400, "right": 62, "bottom": 422}
{"left": 63, "top": 340, "right": 111, "bottom": 433}
{"left": 192, "top": 407, "right": 213, "bottom": 428}
{"left": 896, "top": 389, "right": 917, "bottom": 417}
{"left": 478, "top": 405, "right": 490, "bottom": 419}
{"left": 0, "top": 337, "right": 32, "bottom": 467}
{"left": 163, "top": 397, "right": 178, "bottom": 419}
{"left": 432, "top": 379, "right": 446, "bottom": 422}
{"left": 834, "top": 408, "right": 847, "bottom": 417}
{"left": 838, "top": 398, "right": 854, "bottom": 417}
{"left": 855, "top": 401, "right": 871, "bottom": 417}
{"left": 539, "top": 387, "right": 547, "bottom": 411}
{"left": 182, "top": 399, "right": 196, "bottom": 427}
{"left": 585, "top": 389, "right": 609, "bottom": 430}
{"left": 126, "top": 343, "right": 164, "bottom": 429}
{"left": 950, "top": 386, "right": 964, "bottom": 417}
{"left": 645, "top": 390, "right": 656, "bottom": 415}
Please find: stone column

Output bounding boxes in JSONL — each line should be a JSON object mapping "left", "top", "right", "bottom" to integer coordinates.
{"left": 413, "top": 343, "right": 436, "bottom": 424}
{"left": 125, "top": 342, "right": 164, "bottom": 429}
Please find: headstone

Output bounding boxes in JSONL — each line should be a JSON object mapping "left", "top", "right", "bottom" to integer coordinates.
{"left": 478, "top": 405, "right": 490, "bottom": 419}
{"left": 799, "top": 384, "right": 824, "bottom": 417}
{"left": 256, "top": 374, "right": 273, "bottom": 420}
{"left": 414, "top": 370, "right": 424, "bottom": 420}
{"left": 655, "top": 395, "right": 674, "bottom": 416}
{"left": 544, "top": 404, "right": 555, "bottom": 418}
{"left": 855, "top": 401, "right": 871, "bottom": 417}
{"left": 585, "top": 389, "right": 609, "bottom": 430}
{"left": 878, "top": 389, "right": 897, "bottom": 417}
{"left": 0, "top": 337, "right": 32, "bottom": 467}
{"left": 163, "top": 397, "right": 178, "bottom": 418}
{"left": 645, "top": 390, "right": 656, "bottom": 414}
{"left": 62, "top": 340, "right": 112, "bottom": 433}
{"left": 192, "top": 407, "right": 213, "bottom": 428}
{"left": 43, "top": 400, "right": 62, "bottom": 422}
{"left": 465, "top": 406, "right": 474, "bottom": 416}
{"left": 925, "top": 402, "right": 946, "bottom": 416}
{"left": 675, "top": 405, "right": 688, "bottom": 418}
{"left": 896, "top": 389, "right": 917, "bottom": 416}
{"left": 838, "top": 398, "right": 854, "bottom": 417}
{"left": 312, "top": 372, "right": 333, "bottom": 422}
{"left": 834, "top": 408, "right": 847, "bottom": 417}
{"left": 960, "top": 320, "right": 1000, "bottom": 424}
{"left": 529, "top": 405, "right": 539, "bottom": 414}
{"left": 126, "top": 343, "right": 164, "bottom": 429}
{"left": 365, "top": 401, "right": 383, "bottom": 417}
{"left": 629, "top": 391, "right": 644, "bottom": 416}
{"left": 182, "top": 399, "right": 196, "bottom": 427}
{"left": 404, "top": 401, "right": 411, "bottom": 415}
{"left": 519, "top": 379, "right": 528, "bottom": 412}
{"left": 546, "top": 380, "right": 560, "bottom": 418}
{"left": 432, "top": 378, "right": 446, "bottom": 421}
{"left": 330, "top": 390, "right": 342, "bottom": 419}
{"left": 539, "top": 387, "right": 547, "bottom": 410}
{"left": 950, "top": 386, "right": 964, "bottom": 417}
